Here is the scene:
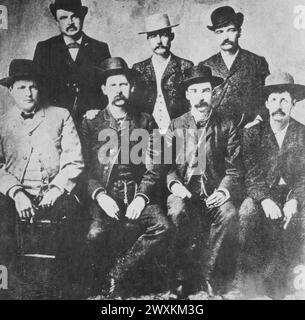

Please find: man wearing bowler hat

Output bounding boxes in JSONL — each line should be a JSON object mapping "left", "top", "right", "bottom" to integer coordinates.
{"left": 132, "top": 13, "right": 193, "bottom": 135}
{"left": 82, "top": 57, "right": 171, "bottom": 298}
{"left": 165, "top": 65, "right": 242, "bottom": 298}
{"left": 0, "top": 59, "right": 84, "bottom": 298}
{"left": 229, "top": 72, "right": 305, "bottom": 299}
{"left": 199, "top": 6, "right": 270, "bottom": 127}
{"left": 33, "top": 0, "right": 111, "bottom": 126}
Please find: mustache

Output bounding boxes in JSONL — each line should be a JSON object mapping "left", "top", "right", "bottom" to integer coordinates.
{"left": 113, "top": 95, "right": 127, "bottom": 102}
{"left": 221, "top": 40, "right": 234, "bottom": 46}
{"left": 272, "top": 109, "right": 286, "bottom": 116}
{"left": 66, "top": 24, "right": 77, "bottom": 31}
{"left": 195, "top": 100, "right": 210, "bottom": 109}
{"left": 154, "top": 45, "right": 168, "bottom": 51}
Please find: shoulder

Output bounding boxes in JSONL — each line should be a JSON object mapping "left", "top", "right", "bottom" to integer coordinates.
{"left": 242, "top": 120, "right": 262, "bottom": 141}
{"left": 170, "top": 112, "right": 190, "bottom": 130}
{"left": 83, "top": 35, "right": 109, "bottom": 49}
{"left": 132, "top": 57, "right": 151, "bottom": 71}
{"left": 171, "top": 54, "right": 193, "bottom": 68}
{"left": 199, "top": 53, "right": 219, "bottom": 66}
{"left": 240, "top": 49, "right": 267, "bottom": 63}
{"left": 36, "top": 35, "right": 61, "bottom": 47}
{"left": 44, "top": 105, "right": 71, "bottom": 120}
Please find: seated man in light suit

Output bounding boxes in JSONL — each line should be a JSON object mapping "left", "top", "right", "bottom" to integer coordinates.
{"left": 0, "top": 59, "right": 84, "bottom": 298}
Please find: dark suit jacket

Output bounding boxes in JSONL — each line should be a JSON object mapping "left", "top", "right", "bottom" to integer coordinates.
{"left": 81, "top": 106, "right": 161, "bottom": 202}
{"left": 132, "top": 54, "right": 193, "bottom": 120}
{"left": 166, "top": 111, "right": 242, "bottom": 200}
{"left": 242, "top": 118, "right": 305, "bottom": 206}
{"left": 33, "top": 33, "right": 111, "bottom": 124}
{"left": 200, "top": 48, "right": 270, "bottom": 125}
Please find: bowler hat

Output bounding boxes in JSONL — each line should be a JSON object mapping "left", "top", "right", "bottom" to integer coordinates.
{"left": 0, "top": 59, "right": 40, "bottom": 88}
{"left": 181, "top": 65, "right": 223, "bottom": 91}
{"left": 138, "top": 13, "right": 179, "bottom": 34}
{"left": 50, "top": 0, "right": 88, "bottom": 18}
{"left": 95, "top": 57, "right": 136, "bottom": 83}
{"left": 264, "top": 71, "right": 305, "bottom": 102}
{"left": 207, "top": 6, "right": 244, "bottom": 31}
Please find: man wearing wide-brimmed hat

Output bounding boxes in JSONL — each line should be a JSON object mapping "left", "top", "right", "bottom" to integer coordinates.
{"left": 0, "top": 59, "right": 84, "bottom": 298}
{"left": 81, "top": 57, "right": 171, "bottom": 299}
{"left": 199, "top": 6, "right": 270, "bottom": 127}
{"left": 33, "top": 0, "right": 111, "bottom": 126}
{"left": 132, "top": 13, "right": 193, "bottom": 134}
{"left": 228, "top": 72, "right": 305, "bottom": 300}
{"left": 165, "top": 65, "right": 242, "bottom": 299}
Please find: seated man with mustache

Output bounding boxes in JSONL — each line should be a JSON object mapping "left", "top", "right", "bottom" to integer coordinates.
{"left": 228, "top": 72, "right": 305, "bottom": 299}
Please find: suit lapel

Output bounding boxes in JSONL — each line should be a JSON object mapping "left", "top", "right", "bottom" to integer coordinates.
{"left": 162, "top": 54, "right": 178, "bottom": 82}
{"left": 228, "top": 49, "right": 244, "bottom": 76}
{"left": 28, "top": 107, "right": 46, "bottom": 135}
{"left": 57, "top": 36, "right": 74, "bottom": 66}
{"left": 75, "top": 34, "right": 90, "bottom": 66}
{"left": 146, "top": 58, "right": 157, "bottom": 85}
{"left": 214, "top": 52, "right": 229, "bottom": 77}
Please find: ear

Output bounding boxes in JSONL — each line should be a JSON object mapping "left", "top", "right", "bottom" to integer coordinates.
{"left": 185, "top": 89, "right": 190, "bottom": 101}
{"left": 170, "top": 32, "right": 175, "bottom": 41}
{"left": 101, "top": 84, "right": 106, "bottom": 95}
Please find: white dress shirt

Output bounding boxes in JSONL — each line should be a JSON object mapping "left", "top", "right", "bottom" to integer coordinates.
{"left": 271, "top": 122, "right": 289, "bottom": 185}
{"left": 152, "top": 54, "right": 171, "bottom": 134}
{"left": 221, "top": 49, "right": 239, "bottom": 71}
{"left": 63, "top": 35, "right": 83, "bottom": 61}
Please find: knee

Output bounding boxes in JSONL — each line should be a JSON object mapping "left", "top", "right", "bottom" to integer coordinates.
{"left": 167, "top": 194, "right": 187, "bottom": 228}
{"left": 219, "top": 201, "right": 237, "bottom": 225}
{"left": 239, "top": 197, "right": 259, "bottom": 221}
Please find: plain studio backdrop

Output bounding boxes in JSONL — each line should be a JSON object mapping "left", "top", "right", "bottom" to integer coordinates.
{"left": 0, "top": 0, "right": 305, "bottom": 122}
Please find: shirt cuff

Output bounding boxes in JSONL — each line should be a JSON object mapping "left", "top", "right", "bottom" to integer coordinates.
{"left": 50, "top": 184, "right": 65, "bottom": 195}
{"left": 8, "top": 186, "right": 23, "bottom": 199}
{"left": 217, "top": 188, "right": 230, "bottom": 201}
{"left": 135, "top": 193, "right": 150, "bottom": 205}
{"left": 167, "top": 180, "right": 182, "bottom": 193}
{"left": 92, "top": 187, "right": 106, "bottom": 200}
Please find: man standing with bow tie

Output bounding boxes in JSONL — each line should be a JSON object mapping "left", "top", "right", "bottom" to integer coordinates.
{"left": 33, "top": 0, "right": 111, "bottom": 126}
{"left": 200, "top": 6, "right": 270, "bottom": 127}
{"left": 0, "top": 59, "right": 84, "bottom": 298}
{"left": 132, "top": 13, "right": 193, "bottom": 135}
{"left": 165, "top": 65, "right": 242, "bottom": 298}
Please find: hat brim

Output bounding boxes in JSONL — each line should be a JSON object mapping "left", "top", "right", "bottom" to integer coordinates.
{"left": 264, "top": 84, "right": 305, "bottom": 102}
{"left": 95, "top": 67, "right": 137, "bottom": 83}
{"left": 180, "top": 76, "right": 224, "bottom": 92}
{"left": 49, "top": 4, "right": 88, "bottom": 18}
{"left": 138, "top": 24, "right": 179, "bottom": 34}
{"left": 0, "top": 74, "right": 40, "bottom": 88}
{"left": 207, "top": 13, "right": 244, "bottom": 31}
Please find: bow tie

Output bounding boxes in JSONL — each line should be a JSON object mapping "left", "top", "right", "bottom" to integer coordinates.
{"left": 21, "top": 112, "right": 35, "bottom": 120}
{"left": 196, "top": 119, "right": 208, "bottom": 129}
{"left": 67, "top": 42, "right": 80, "bottom": 49}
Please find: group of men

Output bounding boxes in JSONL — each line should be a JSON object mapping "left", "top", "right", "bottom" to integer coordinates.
{"left": 0, "top": 0, "right": 304, "bottom": 300}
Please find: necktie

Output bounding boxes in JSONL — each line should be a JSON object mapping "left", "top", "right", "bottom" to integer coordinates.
{"left": 196, "top": 119, "right": 208, "bottom": 129}
{"left": 21, "top": 112, "right": 34, "bottom": 120}
{"left": 67, "top": 42, "right": 80, "bottom": 49}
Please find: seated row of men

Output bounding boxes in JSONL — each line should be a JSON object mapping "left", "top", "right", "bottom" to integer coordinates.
{"left": 0, "top": 53, "right": 304, "bottom": 300}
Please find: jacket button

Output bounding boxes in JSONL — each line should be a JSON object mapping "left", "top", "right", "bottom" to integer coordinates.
{"left": 23, "top": 156, "right": 27, "bottom": 160}
{"left": 28, "top": 132, "right": 32, "bottom": 136}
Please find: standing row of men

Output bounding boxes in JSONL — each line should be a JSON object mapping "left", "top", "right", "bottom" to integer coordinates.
{"left": 0, "top": 0, "right": 305, "bottom": 300}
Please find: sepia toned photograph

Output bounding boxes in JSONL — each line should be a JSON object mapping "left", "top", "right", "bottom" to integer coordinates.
{"left": 0, "top": 0, "right": 305, "bottom": 302}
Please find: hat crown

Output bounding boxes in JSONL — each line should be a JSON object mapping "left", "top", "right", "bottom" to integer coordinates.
{"left": 51, "top": 0, "right": 83, "bottom": 10}
{"left": 99, "top": 57, "right": 129, "bottom": 74}
{"left": 145, "top": 13, "right": 171, "bottom": 32}
{"left": 185, "top": 65, "right": 213, "bottom": 83}
{"left": 8, "top": 59, "right": 36, "bottom": 78}
{"left": 265, "top": 72, "right": 295, "bottom": 87}
{"left": 208, "top": 6, "right": 243, "bottom": 30}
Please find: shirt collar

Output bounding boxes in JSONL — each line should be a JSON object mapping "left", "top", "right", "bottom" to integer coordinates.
{"left": 220, "top": 49, "right": 239, "bottom": 64}
{"left": 152, "top": 53, "right": 171, "bottom": 67}
{"left": 63, "top": 34, "right": 83, "bottom": 46}
{"left": 270, "top": 120, "right": 289, "bottom": 135}
{"left": 191, "top": 107, "right": 213, "bottom": 123}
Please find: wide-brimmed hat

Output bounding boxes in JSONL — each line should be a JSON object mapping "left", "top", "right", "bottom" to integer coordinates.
{"left": 207, "top": 6, "right": 244, "bottom": 31}
{"left": 0, "top": 59, "right": 40, "bottom": 88}
{"left": 180, "top": 65, "right": 223, "bottom": 91}
{"left": 138, "top": 13, "right": 179, "bottom": 34}
{"left": 50, "top": 0, "right": 88, "bottom": 18}
{"left": 95, "top": 57, "right": 136, "bottom": 83}
{"left": 264, "top": 72, "right": 305, "bottom": 102}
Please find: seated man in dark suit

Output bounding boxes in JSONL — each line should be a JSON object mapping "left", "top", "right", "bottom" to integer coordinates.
{"left": 166, "top": 65, "right": 242, "bottom": 299}
{"left": 230, "top": 72, "right": 305, "bottom": 300}
{"left": 82, "top": 57, "right": 171, "bottom": 299}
